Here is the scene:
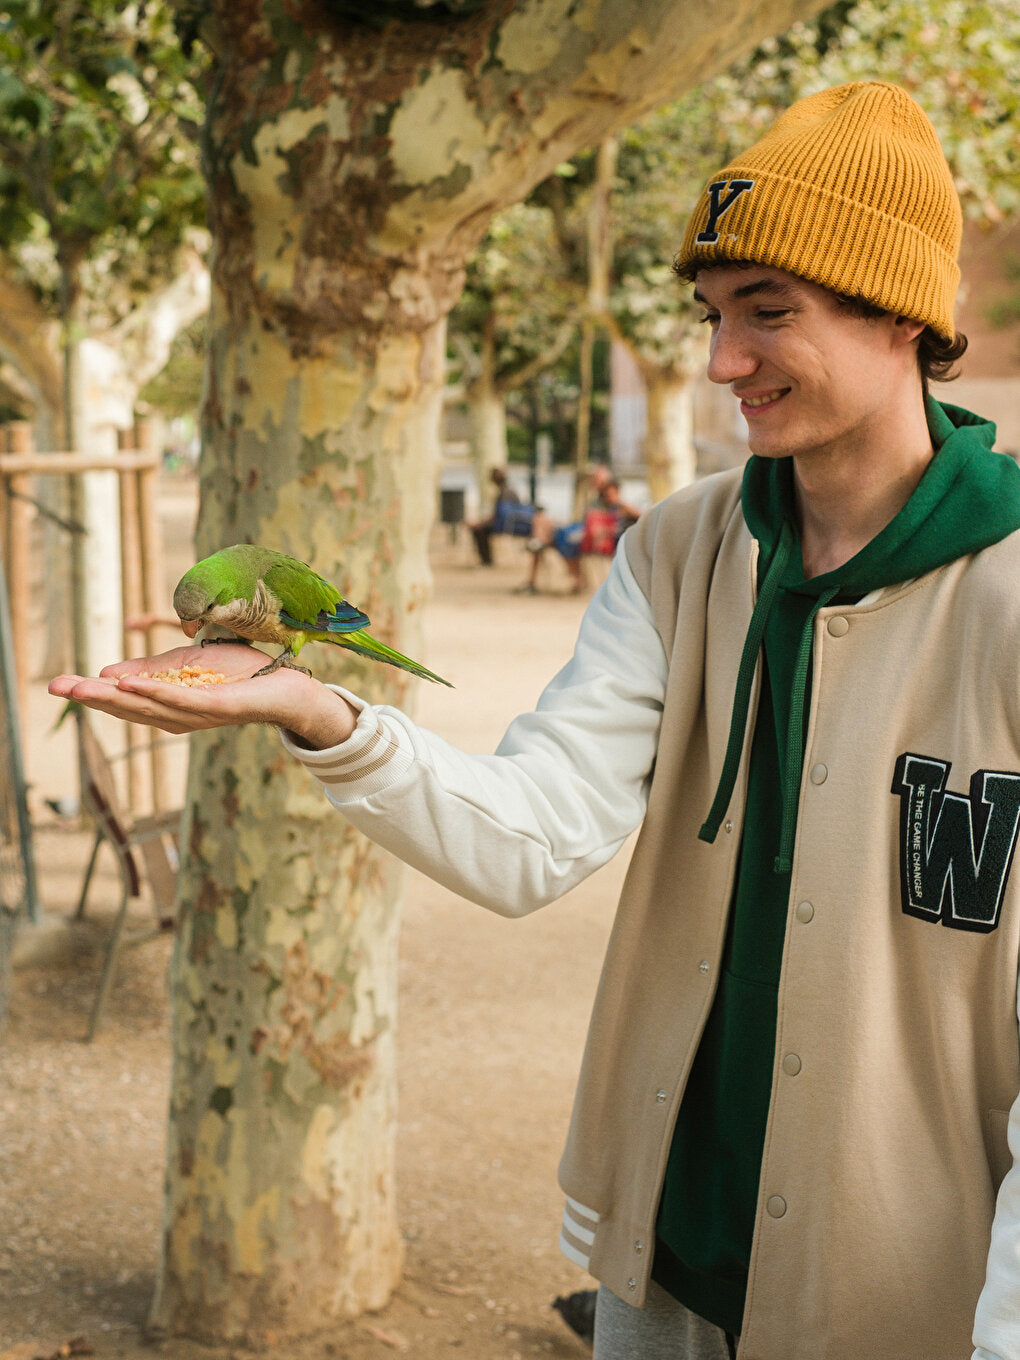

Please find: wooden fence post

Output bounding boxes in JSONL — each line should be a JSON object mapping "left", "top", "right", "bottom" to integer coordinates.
{"left": 0, "top": 438, "right": 169, "bottom": 817}
{"left": 118, "top": 427, "right": 148, "bottom": 810}
{"left": 134, "top": 419, "right": 173, "bottom": 812}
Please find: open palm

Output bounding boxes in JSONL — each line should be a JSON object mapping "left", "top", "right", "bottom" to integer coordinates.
{"left": 48, "top": 640, "right": 352, "bottom": 743}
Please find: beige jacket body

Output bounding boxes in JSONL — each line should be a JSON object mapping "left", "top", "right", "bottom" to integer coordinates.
{"left": 565, "top": 474, "right": 1020, "bottom": 1360}
{"left": 286, "top": 470, "right": 1020, "bottom": 1360}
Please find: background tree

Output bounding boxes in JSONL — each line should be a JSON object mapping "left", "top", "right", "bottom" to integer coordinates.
{"left": 447, "top": 198, "right": 577, "bottom": 487}
{"left": 0, "top": 0, "right": 208, "bottom": 674}
{"left": 608, "top": 98, "right": 719, "bottom": 500}
{"left": 149, "top": 0, "right": 831, "bottom": 1344}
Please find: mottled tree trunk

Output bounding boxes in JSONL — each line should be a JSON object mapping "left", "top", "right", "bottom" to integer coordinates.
{"left": 150, "top": 302, "right": 444, "bottom": 1344}
{"left": 153, "top": 0, "right": 830, "bottom": 1342}
{"left": 467, "top": 318, "right": 509, "bottom": 483}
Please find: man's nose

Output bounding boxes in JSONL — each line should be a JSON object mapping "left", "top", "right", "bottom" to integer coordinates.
{"left": 706, "top": 324, "right": 758, "bottom": 386}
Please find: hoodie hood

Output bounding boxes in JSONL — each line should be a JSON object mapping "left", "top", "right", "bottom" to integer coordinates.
{"left": 699, "top": 399, "right": 1020, "bottom": 869}
{"left": 742, "top": 398, "right": 1017, "bottom": 595}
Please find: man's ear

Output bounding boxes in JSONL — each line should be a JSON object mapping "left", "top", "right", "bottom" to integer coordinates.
{"left": 892, "top": 314, "right": 926, "bottom": 346}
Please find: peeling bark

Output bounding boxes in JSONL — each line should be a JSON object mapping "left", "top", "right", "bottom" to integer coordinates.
{"left": 155, "top": 0, "right": 831, "bottom": 1341}
{"left": 153, "top": 724, "right": 406, "bottom": 1341}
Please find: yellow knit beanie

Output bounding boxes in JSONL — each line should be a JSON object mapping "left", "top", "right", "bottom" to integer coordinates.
{"left": 675, "top": 82, "right": 962, "bottom": 340}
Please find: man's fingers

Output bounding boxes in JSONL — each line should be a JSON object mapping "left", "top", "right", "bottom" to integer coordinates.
{"left": 48, "top": 690, "right": 195, "bottom": 734}
{"left": 48, "top": 674, "right": 119, "bottom": 697}
{"left": 47, "top": 673, "right": 239, "bottom": 733}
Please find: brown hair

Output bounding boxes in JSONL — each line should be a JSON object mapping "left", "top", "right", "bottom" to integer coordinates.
{"left": 831, "top": 292, "right": 968, "bottom": 394}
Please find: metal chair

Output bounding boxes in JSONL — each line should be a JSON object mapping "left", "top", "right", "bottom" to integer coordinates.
{"left": 73, "top": 715, "right": 182, "bottom": 1040}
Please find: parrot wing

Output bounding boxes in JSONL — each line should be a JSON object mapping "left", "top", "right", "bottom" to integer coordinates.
{"left": 264, "top": 558, "right": 370, "bottom": 634}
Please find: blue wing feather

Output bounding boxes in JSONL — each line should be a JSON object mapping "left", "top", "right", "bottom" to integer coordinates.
{"left": 280, "top": 599, "right": 370, "bottom": 634}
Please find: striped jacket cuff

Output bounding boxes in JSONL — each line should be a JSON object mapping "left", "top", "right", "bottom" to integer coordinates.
{"left": 279, "top": 685, "right": 415, "bottom": 801}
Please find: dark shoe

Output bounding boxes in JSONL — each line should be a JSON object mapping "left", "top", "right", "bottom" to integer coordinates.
{"left": 553, "top": 1290, "right": 597, "bottom": 1347}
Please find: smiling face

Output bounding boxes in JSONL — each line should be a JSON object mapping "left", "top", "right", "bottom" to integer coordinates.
{"left": 693, "top": 265, "right": 923, "bottom": 465}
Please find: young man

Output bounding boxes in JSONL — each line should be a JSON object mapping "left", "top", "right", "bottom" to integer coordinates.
{"left": 51, "top": 83, "right": 1020, "bottom": 1360}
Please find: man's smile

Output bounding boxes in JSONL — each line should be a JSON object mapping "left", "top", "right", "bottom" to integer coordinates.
{"left": 737, "top": 387, "right": 790, "bottom": 414}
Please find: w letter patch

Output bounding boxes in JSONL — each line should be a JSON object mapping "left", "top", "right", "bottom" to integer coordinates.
{"left": 696, "top": 179, "right": 755, "bottom": 244}
{"left": 891, "top": 753, "right": 1020, "bottom": 933}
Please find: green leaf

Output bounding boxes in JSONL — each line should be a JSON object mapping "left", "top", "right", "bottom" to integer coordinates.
{"left": 0, "top": 0, "right": 208, "bottom": 325}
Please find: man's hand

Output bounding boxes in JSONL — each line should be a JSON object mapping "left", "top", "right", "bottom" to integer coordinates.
{"left": 48, "top": 641, "right": 359, "bottom": 749}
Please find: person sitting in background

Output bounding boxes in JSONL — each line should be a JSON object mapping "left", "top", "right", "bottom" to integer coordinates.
{"left": 468, "top": 467, "right": 533, "bottom": 565}
{"left": 593, "top": 478, "right": 642, "bottom": 541}
{"left": 518, "top": 473, "right": 642, "bottom": 595}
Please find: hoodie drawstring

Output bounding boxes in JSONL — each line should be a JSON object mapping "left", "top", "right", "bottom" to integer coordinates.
{"left": 698, "top": 522, "right": 793, "bottom": 848}
{"left": 772, "top": 585, "right": 839, "bottom": 873}
{"left": 699, "top": 523, "right": 841, "bottom": 876}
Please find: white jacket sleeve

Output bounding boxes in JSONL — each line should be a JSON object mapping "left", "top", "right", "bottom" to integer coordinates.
{"left": 972, "top": 978, "right": 1020, "bottom": 1360}
{"left": 280, "top": 546, "right": 668, "bottom": 917}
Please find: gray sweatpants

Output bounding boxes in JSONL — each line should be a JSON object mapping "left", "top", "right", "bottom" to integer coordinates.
{"left": 593, "top": 1282, "right": 737, "bottom": 1360}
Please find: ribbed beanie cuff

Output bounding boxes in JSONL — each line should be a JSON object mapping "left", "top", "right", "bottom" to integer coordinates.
{"left": 675, "top": 82, "right": 962, "bottom": 340}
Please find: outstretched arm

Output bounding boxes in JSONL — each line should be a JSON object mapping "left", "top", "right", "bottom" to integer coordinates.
{"left": 51, "top": 545, "right": 668, "bottom": 916}
{"left": 48, "top": 641, "right": 358, "bottom": 748}
{"left": 280, "top": 546, "right": 669, "bottom": 914}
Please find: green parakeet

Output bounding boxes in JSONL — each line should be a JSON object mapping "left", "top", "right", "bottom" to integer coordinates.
{"left": 172, "top": 544, "right": 452, "bottom": 686}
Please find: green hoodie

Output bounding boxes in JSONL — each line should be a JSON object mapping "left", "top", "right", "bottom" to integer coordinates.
{"left": 653, "top": 401, "right": 1020, "bottom": 1335}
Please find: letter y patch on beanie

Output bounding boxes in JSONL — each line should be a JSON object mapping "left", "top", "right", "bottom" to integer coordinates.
{"left": 696, "top": 179, "right": 755, "bottom": 245}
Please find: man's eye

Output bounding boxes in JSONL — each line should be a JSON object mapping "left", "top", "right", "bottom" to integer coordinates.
{"left": 698, "top": 312, "right": 720, "bottom": 326}
{"left": 757, "top": 308, "right": 791, "bottom": 322}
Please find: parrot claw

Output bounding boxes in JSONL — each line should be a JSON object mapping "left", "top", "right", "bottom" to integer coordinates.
{"left": 251, "top": 651, "right": 312, "bottom": 678}
{"left": 200, "top": 633, "right": 250, "bottom": 647}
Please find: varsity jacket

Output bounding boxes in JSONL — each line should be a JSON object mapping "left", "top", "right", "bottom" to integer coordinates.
{"left": 282, "top": 469, "right": 1020, "bottom": 1360}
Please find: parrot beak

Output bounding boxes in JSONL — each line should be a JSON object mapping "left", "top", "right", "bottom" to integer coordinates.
{"left": 181, "top": 619, "right": 202, "bottom": 639}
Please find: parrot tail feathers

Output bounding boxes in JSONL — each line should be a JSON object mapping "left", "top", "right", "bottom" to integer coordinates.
{"left": 335, "top": 630, "right": 453, "bottom": 687}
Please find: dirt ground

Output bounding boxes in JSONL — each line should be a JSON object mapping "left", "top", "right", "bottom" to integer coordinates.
{"left": 1, "top": 477, "right": 630, "bottom": 1360}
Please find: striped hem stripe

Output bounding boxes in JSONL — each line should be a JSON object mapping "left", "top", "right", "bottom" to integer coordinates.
{"left": 558, "top": 1197, "right": 600, "bottom": 1271}
{"left": 559, "top": 1229, "right": 592, "bottom": 1271}
{"left": 315, "top": 726, "right": 390, "bottom": 769}
{"left": 317, "top": 732, "right": 403, "bottom": 784}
